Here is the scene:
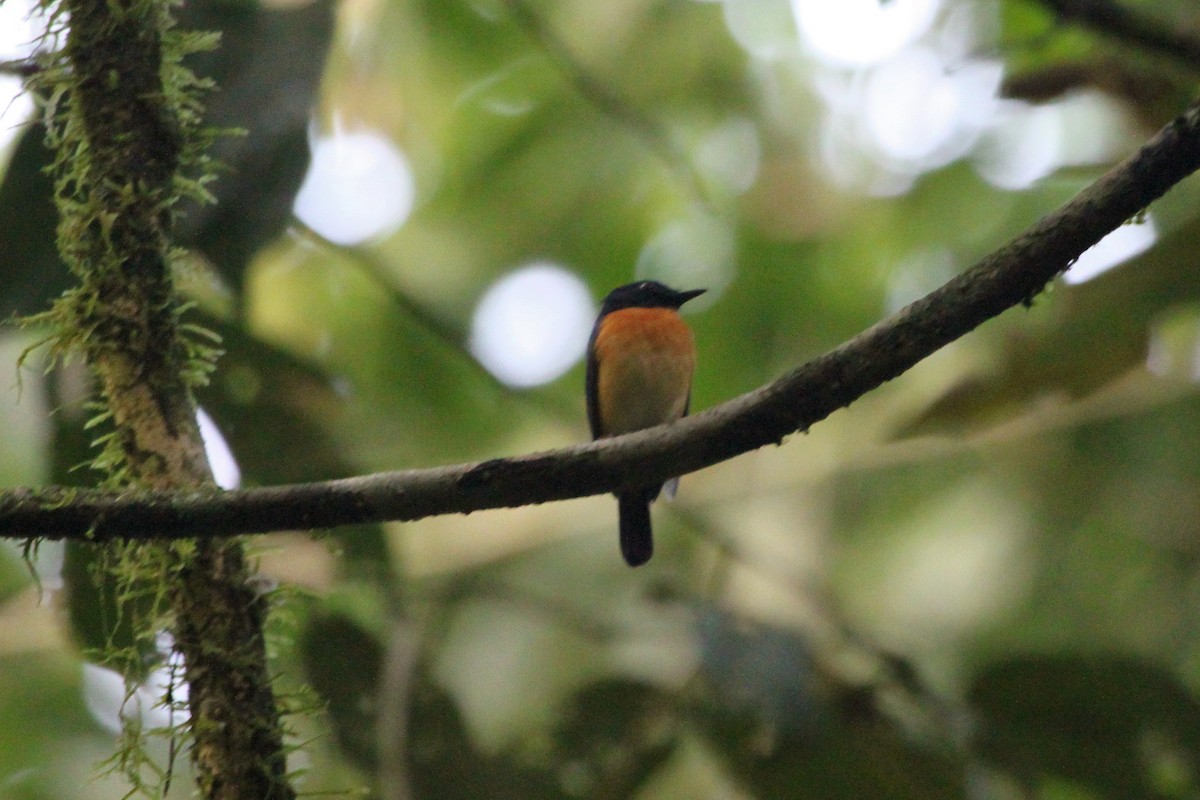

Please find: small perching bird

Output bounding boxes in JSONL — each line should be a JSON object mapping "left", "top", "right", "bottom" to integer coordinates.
{"left": 586, "top": 280, "right": 705, "bottom": 566}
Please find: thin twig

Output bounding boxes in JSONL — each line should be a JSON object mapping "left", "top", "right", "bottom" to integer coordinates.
{"left": 291, "top": 221, "right": 580, "bottom": 421}
{"left": 376, "top": 620, "right": 419, "bottom": 800}
{"left": 502, "top": 0, "right": 710, "bottom": 206}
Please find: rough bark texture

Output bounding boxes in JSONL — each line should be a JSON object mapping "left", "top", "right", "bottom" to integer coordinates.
{"left": 58, "top": 0, "right": 293, "bottom": 797}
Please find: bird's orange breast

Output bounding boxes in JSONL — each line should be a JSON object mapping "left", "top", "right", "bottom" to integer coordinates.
{"left": 593, "top": 307, "right": 696, "bottom": 437}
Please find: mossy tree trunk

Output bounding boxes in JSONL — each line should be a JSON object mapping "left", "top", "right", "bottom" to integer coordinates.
{"left": 48, "top": 0, "right": 295, "bottom": 796}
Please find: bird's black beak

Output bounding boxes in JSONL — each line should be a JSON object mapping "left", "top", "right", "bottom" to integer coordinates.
{"left": 676, "top": 288, "right": 706, "bottom": 305}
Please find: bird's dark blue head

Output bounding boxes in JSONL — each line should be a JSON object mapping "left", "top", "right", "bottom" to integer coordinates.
{"left": 600, "top": 281, "right": 706, "bottom": 314}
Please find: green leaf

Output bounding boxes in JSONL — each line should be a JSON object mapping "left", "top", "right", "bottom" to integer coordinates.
{"left": 970, "top": 655, "right": 1200, "bottom": 799}
{"left": 553, "top": 680, "right": 679, "bottom": 797}
{"left": 0, "top": 127, "right": 72, "bottom": 319}
{"left": 0, "top": 543, "right": 32, "bottom": 605}
{"left": 0, "top": 0, "right": 337, "bottom": 317}
{"left": 407, "top": 685, "right": 567, "bottom": 800}
{"left": 173, "top": 0, "right": 337, "bottom": 291}
{"left": 194, "top": 314, "right": 355, "bottom": 484}
{"left": 697, "top": 609, "right": 964, "bottom": 799}
{"left": 61, "top": 541, "right": 161, "bottom": 678}
{"left": 298, "top": 609, "right": 386, "bottom": 771}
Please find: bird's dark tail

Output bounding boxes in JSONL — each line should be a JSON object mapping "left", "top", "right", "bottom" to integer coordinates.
{"left": 618, "top": 492, "right": 653, "bottom": 567}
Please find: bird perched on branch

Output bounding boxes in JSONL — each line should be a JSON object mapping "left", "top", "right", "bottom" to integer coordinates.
{"left": 586, "top": 280, "right": 705, "bottom": 566}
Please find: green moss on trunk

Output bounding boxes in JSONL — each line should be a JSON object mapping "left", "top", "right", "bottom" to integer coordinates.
{"left": 38, "top": 0, "right": 297, "bottom": 796}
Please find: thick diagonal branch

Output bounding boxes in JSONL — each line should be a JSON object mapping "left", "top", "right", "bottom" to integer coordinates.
{"left": 6, "top": 95, "right": 1200, "bottom": 543}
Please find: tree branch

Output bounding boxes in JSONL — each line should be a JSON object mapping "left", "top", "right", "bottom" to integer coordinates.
{"left": 1036, "top": 0, "right": 1200, "bottom": 70}
{"left": 5, "top": 95, "right": 1200, "bottom": 542}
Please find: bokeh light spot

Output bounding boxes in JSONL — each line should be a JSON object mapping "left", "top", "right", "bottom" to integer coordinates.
{"left": 294, "top": 127, "right": 415, "bottom": 246}
{"left": 971, "top": 101, "right": 1063, "bottom": 190}
{"left": 721, "top": 0, "right": 801, "bottom": 60}
{"left": 812, "top": 46, "right": 1001, "bottom": 194}
{"left": 635, "top": 211, "right": 735, "bottom": 305}
{"left": 863, "top": 49, "right": 1001, "bottom": 167}
{"left": 470, "top": 264, "right": 594, "bottom": 388}
{"left": 197, "top": 407, "right": 241, "bottom": 489}
{"left": 792, "top": 0, "right": 940, "bottom": 67}
{"left": 83, "top": 636, "right": 188, "bottom": 735}
{"left": 1063, "top": 215, "right": 1157, "bottom": 286}
{"left": 695, "top": 116, "right": 762, "bottom": 196}
{"left": 0, "top": 0, "right": 44, "bottom": 153}
{"left": 974, "top": 92, "right": 1133, "bottom": 191}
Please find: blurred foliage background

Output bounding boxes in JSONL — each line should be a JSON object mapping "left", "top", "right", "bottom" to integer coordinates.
{"left": 3, "top": 0, "right": 1200, "bottom": 797}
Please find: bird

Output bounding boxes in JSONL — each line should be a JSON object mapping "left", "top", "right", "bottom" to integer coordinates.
{"left": 586, "top": 280, "right": 705, "bottom": 566}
